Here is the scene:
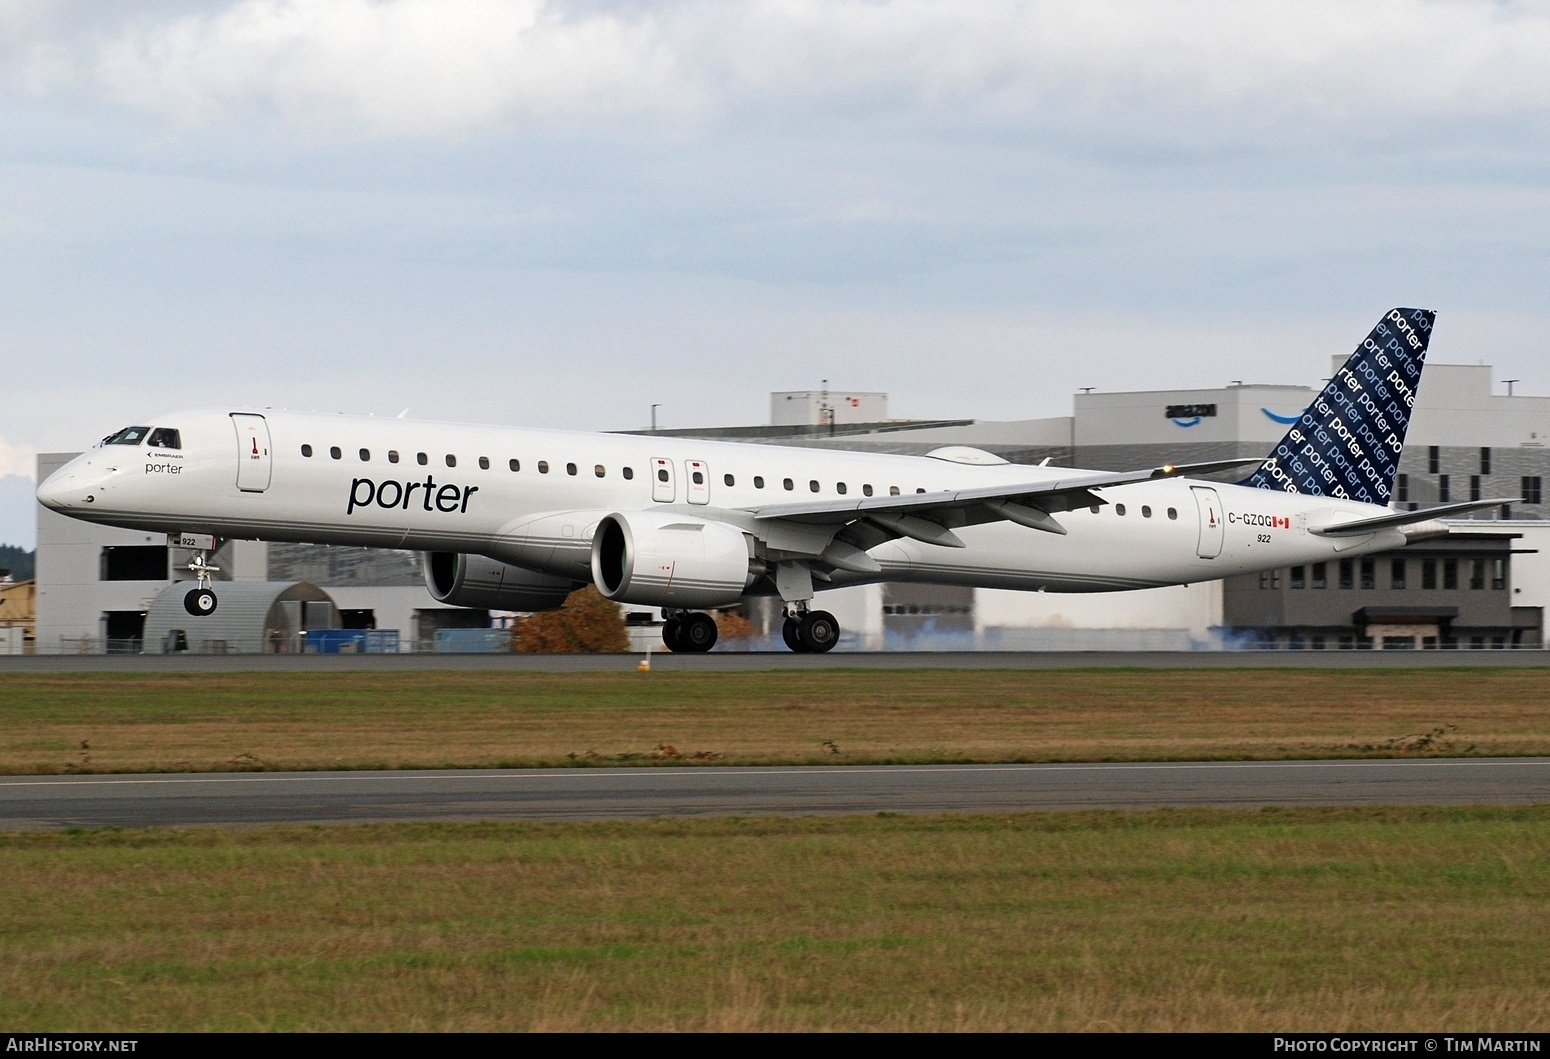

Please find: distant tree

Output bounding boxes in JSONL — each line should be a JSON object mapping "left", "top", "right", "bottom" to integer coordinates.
{"left": 0, "top": 546, "right": 34, "bottom": 582}
{"left": 513, "top": 585, "right": 630, "bottom": 653}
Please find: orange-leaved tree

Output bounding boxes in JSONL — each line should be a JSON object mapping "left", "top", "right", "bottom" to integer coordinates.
{"left": 512, "top": 585, "right": 630, "bottom": 653}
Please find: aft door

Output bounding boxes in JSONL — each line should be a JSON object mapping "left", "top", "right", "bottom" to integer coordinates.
{"left": 232, "top": 414, "right": 272, "bottom": 492}
{"left": 1191, "top": 486, "right": 1223, "bottom": 559}
{"left": 685, "top": 460, "right": 710, "bottom": 505}
{"left": 651, "top": 457, "right": 676, "bottom": 502}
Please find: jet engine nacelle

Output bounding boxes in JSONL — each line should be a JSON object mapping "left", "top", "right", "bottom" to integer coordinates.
{"left": 591, "top": 511, "right": 760, "bottom": 608}
{"left": 423, "top": 552, "right": 578, "bottom": 611}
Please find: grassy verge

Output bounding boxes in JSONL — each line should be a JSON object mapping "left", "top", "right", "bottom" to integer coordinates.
{"left": 1, "top": 669, "right": 1548, "bottom": 774}
{"left": 2, "top": 806, "right": 1547, "bottom": 1030}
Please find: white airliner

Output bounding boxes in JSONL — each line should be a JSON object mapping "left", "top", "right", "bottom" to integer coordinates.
{"left": 36, "top": 308, "right": 1510, "bottom": 652}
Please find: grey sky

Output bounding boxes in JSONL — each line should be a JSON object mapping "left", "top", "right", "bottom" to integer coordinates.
{"left": 3, "top": 0, "right": 1550, "bottom": 547}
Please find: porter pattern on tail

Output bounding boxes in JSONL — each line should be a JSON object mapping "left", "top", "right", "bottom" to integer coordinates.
{"left": 1240, "top": 308, "right": 1434, "bottom": 505}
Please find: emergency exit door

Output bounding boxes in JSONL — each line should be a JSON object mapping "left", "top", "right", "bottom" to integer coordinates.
{"left": 651, "top": 457, "right": 676, "bottom": 502}
{"left": 685, "top": 460, "right": 710, "bottom": 504}
{"left": 232, "top": 413, "right": 272, "bottom": 492}
{"left": 1191, "top": 486, "right": 1223, "bottom": 559}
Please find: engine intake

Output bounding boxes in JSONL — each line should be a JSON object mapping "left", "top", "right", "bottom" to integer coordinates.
{"left": 591, "top": 511, "right": 759, "bottom": 608}
{"left": 424, "top": 552, "right": 577, "bottom": 611}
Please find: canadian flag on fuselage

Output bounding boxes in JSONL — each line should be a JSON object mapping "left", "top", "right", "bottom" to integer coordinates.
{"left": 1239, "top": 308, "right": 1434, "bottom": 506}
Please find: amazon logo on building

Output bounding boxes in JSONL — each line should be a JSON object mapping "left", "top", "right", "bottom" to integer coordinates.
{"left": 1166, "top": 404, "right": 1216, "bottom": 427}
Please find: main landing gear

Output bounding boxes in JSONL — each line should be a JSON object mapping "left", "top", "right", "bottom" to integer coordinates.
{"left": 782, "top": 607, "right": 839, "bottom": 654}
{"left": 182, "top": 547, "right": 220, "bottom": 617}
{"left": 662, "top": 611, "right": 718, "bottom": 653}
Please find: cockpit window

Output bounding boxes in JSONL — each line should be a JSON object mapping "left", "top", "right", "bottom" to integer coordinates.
{"left": 102, "top": 426, "right": 151, "bottom": 446}
{"left": 146, "top": 428, "right": 181, "bottom": 450}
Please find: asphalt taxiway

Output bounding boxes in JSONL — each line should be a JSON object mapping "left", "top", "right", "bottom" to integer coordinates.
{"left": 2, "top": 758, "right": 1546, "bottom": 829}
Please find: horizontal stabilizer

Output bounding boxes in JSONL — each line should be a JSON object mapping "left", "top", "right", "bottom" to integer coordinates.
{"left": 1309, "top": 498, "right": 1517, "bottom": 537}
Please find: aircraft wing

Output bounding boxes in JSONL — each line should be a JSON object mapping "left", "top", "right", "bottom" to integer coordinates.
{"left": 745, "top": 457, "right": 1263, "bottom": 544}
{"left": 1309, "top": 498, "right": 1518, "bottom": 537}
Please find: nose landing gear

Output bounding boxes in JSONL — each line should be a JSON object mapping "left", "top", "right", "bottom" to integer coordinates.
{"left": 662, "top": 611, "right": 718, "bottom": 653}
{"left": 181, "top": 545, "right": 220, "bottom": 617}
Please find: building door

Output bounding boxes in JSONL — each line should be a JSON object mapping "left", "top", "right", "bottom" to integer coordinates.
{"left": 685, "top": 460, "right": 710, "bottom": 505}
{"left": 1191, "top": 486, "right": 1223, "bottom": 559}
{"left": 232, "top": 414, "right": 272, "bottom": 492}
{"left": 651, "top": 457, "right": 676, "bottom": 503}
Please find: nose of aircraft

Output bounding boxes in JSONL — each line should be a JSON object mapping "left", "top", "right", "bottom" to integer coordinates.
{"left": 36, "top": 465, "right": 88, "bottom": 511}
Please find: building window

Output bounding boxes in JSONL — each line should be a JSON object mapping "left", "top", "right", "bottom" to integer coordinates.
{"left": 1470, "top": 475, "right": 1481, "bottom": 502}
{"left": 479, "top": 457, "right": 490, "bottom": 470}
{"left": 1422, "top": 559, "right": 1437, "bottom": 590}
{"left": 1360, "top": 558, "right": 1375, "bottom": 589}
{"left": 1396, "top": 474, "right": 1409, "bottom": 502}
{"left": 1339, "top": 559, "right": 1354, "bottom": 589}
{"left": 1469, "top": 559, "right": 1485, "bottom": 590}
{"left": 359, "top": 448, "right": 370, "bottom": 461}
{"left": 509, "top": 459, "right": 520, "bottom": 472}
{"left": 330, "top": 446, "right": 342, "bottom": 460}
{"left": 1444, "top": 559, "right": 1458, "bottom": 590}
{"left": 1428, "top": 446, "right": 1440, "bottom": 474}
{"left": 622, "top": 467, "right": 633, "bottom": 480}
{"left": 301, "top": 444, "right": 313, "bottom": 457}
{"left": 389, "top": 450, "right": 400, "bottom": 464}
{"left": 1439, "top": 475, "right": 1450, "bottom": 503}
{"left": 1290, "top": 566, "right": 1305, "bottom": 589}
{"left": 1391, "top": 558, "right": 1406, "bottom": 590}
{"left": 101, "top": 546, "right": 168, "bottom": 581}
{"left": 1259, "top": 572, "right": 1271, "bottom": 589}
{"left": 1481, "top": 447, "right": 1492, "bottom": 475}
{"left": 1523, "top": 477, "right": 1543, "bottom": 505}
{"left": 1312, "top": 561, "right": 1327, "bottom": 589}
{"left": 1492, "top": 558, "right": 1506, "bottom": 590}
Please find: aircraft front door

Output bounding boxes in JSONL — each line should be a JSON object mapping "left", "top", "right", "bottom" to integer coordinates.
{"left": 685, "top": 460, "right": 709, "bottom": 505}
{"left": 1191, "top": 486, "right": 1223, "bottom": 559}
{"left": 232, "top": 413, "right": 272, "bottom": 493}
{"left": 651, "top": 457, "right": 676, "bottom": 503}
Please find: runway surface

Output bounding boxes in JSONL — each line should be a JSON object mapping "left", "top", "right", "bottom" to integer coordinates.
{"left": 3, "top": 758, "right": 1547, "bottom": 829}
{"left": 4, "top": 649, "right": 1549, "bottom": 673}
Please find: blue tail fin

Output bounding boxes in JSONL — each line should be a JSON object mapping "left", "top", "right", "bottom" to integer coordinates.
{"left": 1239, "top": 308, "right": 1435, "bottom": 504}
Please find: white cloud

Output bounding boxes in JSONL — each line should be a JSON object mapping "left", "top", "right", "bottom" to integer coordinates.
{"left": 65, "top": 0, "right": 1550, "bottom": 143}
{"left": 0, "top": 436, "right": 38, "bottom": 481}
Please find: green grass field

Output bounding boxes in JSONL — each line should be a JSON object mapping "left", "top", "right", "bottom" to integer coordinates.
{"left": 1, "top": 668, "right": 1547, "bottom": 773}
{"left": 3, "top": 807, "right": 1548, "bottom": 1031}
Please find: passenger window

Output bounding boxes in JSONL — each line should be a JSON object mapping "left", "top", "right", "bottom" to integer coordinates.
{"left": 809, "top": 480, "right": 820, "bottom": 492}
{"left": 692, "top": 471, "right": 704, "bottom": 485}
{"left": 417, "top": 453, "right": 428, "bottom": 466}
{"left": 1116, "top": 503, "right": 1127, "bottom": 516}
{"left": 388, "top": 450, "right": 399, "bottom": 464}
{"left": 1167, "top": 507, "right": 1177, "bottom": 519}
{"left": 359, "top": 448, "right": 370, "bottom": 462}
{"left": 146, "top": 428, "right": 181, "bottom": 449}
{"left": 1141, "top": 506, "right": 1151, "bottom": 518}
{"left": 916, "top": 488, "right": 926, "bottom": 494}
{"left": 622, "top": 467, "right": 633, "bottom": 480}
{"left": 479, "top": 456, "right": 490, "bottom": 470}
{"left": 539, "top": 461, "right": 550, "bottom": 474}
{"left": 784, "top": 478, "right": 794, "bottom": 491}
{"left": 837, "top": 483, "right": 848, "bottom": 495}
{"left": 724, "top": 474, "right": 735, "bottom": 487}
{"left": 656, "top": 468, "right": 668, "bottom": 482}
{"left": 330, "top": 447, "right": 342, "bottom": 460}
{"left": 890, "top": 486, "right": 900, "bottom": 496}
{"left": 567, "top": 463, "right": 577, "bottom": 476}
{"left": 509, "top": 459, "right": 520, "bottom": 472}
{"left": 1090, "top": 505, "right": 1100, "bottom": 514}
{"left": 301, "top": 444, "right": 313, "bottom": 457}
{"left": 754, "top": 476, "right": 764, "bottom": 488}
{"left": 595, "top": 465, "right": 606, "bottom": 478}
{"left": 446, "top": 455, "right": 457, "bottom": 468}
{"left": 862, "top": 484, "right": 873, "bottom": 496}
